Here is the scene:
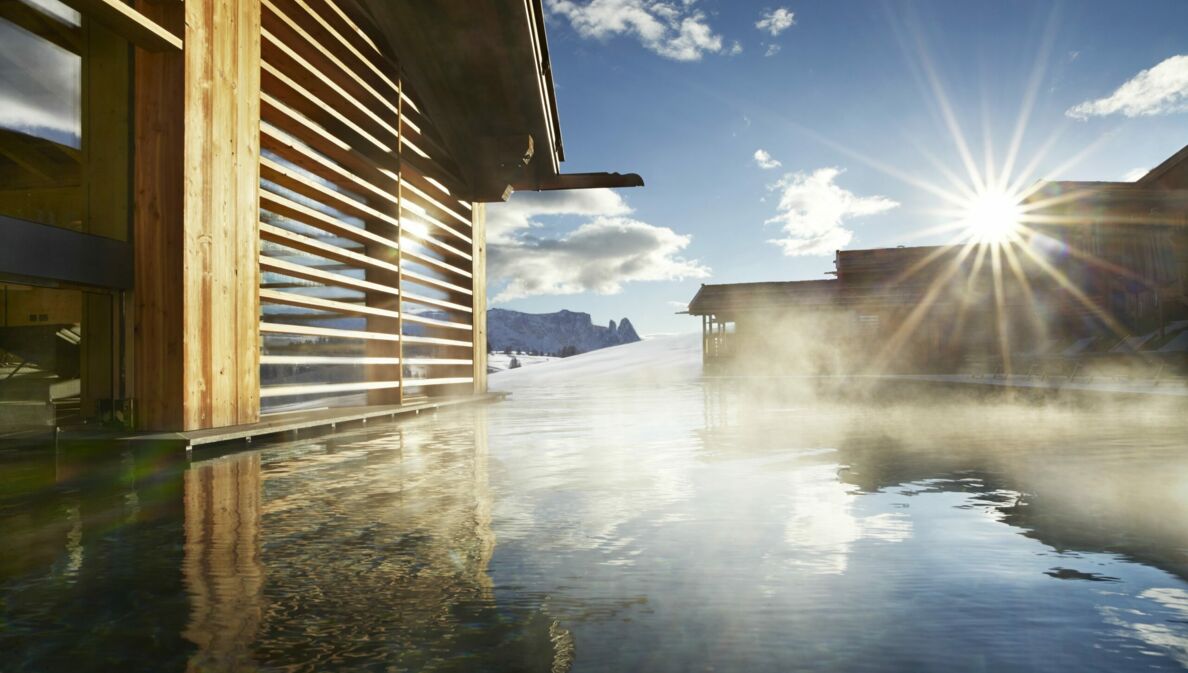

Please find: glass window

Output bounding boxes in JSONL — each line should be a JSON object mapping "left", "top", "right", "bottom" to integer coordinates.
{"left": 0, "top": 0, "right": 129, "bottom": 240}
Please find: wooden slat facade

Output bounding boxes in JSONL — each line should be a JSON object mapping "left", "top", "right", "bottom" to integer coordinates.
{"left": 257, "top": 0, "right": 480, "bottom": 412}
{"left": 105, "top": 0, "right": 494, "bottom": 431}
{"left": 25, "top": 0, "right": 601, "bottom": 432}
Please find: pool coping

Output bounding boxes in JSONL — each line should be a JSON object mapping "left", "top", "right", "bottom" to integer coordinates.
{"left": 164, "top": 392, "right": 510, "bottom": 450}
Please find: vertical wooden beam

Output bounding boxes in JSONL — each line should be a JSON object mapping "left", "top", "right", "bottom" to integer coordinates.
{"left": 182, "top": 0, "right": 261, "bottom": 428}
{"left": 80, "top": 18, "right": 130, "bottom": 417}
{"left": 133, "top": 0, "right": 261, "bottom": 431}
{"left": 133, "top": 0, "right": 185, "bottom": 429}
{"left": 472, "top": 202, "right": 487, "bottom": 394}
{"left": 363, "top": 75, "right": 401, "bottom": 406}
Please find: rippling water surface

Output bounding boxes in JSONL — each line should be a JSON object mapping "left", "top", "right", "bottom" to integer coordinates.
{"left": 3, "top": 362, "right": 1188, "bottom": 672}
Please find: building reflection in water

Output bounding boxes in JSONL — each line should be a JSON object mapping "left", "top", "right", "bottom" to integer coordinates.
{"left": 700, "top": 377, "right": 1188, "bottom": 582}
{"left": 0, "top": 442, "right": 192, "bottom": 673}
{"left": 175, "top": 408, "right": 542, "bottom": 672}
{"left": 182, "top": 452, "right": 264, "bottom": 672}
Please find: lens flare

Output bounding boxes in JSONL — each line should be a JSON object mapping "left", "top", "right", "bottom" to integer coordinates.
{"left": 963, "top": 190, "right": 1023, "bottom": 244}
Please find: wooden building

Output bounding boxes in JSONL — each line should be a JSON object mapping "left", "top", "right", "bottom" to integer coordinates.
{"left": 689, "top": 246, "right": 1035, "bottom": 374}
{"left": 1024, "top": 145, "right": 1188, "bottom": 335}
{"left": 689, "top": 144, "right": 1188, "bottom": 375}
{"left": 0, "top": 0, "right": 639, "bottom": 435}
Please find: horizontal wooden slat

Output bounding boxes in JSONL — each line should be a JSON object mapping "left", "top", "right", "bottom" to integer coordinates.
{"left": 401, "top": 268, "right": 471, "bottom": 296}
{"left": 402, "top": 247, "right": 471, "bottom": 281}
{"left": 401, "top": 291, "right": 472, "bottom": 314}
{"left": 262, "top": 355, "right": 401, "bottom": 365}
{"left": 261, "top": 379, "right": 400, "bottom": 398}
{"left": 401, "top": 175, "right": 472, "bottom": 229}
{"left": 285, "top": 0, "right": 400, "bottom": 102}
{"left": 262, "top": 156, "right": 399, "bottom": 229}
{"left": 261, "top": 26, "right": 397, "bottom": 146}
{"left": 399, "top": 222, "right": 472, "bottom": 262}
{"left": 260, "top": 289, "right": 399, "bottom": 321}
{"left": 261, "top": 93, "right": 404, "bottom": 201}
{"left": 262, "top": 0, "right": 397, "bottom": 118}
{"left": 400, "top": 377, "right": 475, "bottom": 388}
{"left": 402, "top": 358, "right": 474, "bottom": 366}
{"left": 403, "top": 334, "right": 472, "bottom": 348}
{"left": 262, "top": 60, "right": 391, "bottom": 155}
{"left": 401, "top": 201, "right": 470, "bottom": 245}
{"left": 310, "top": 0, "right": 397, "bottom": 77}
{"left": 396, "top": 139, "right": 467, "bottom": 200}
{"left": 262, "top": 321, "right": 399, "bottom": 342}
{"left": 261, "top": 222, "right": 401, "bottom": 276}
{"left": 61, "top": 0, "right": 182, "bottom": 51}
{"left": 400, "top": 105, "right": 467, "bottom": 186}
{"left": 260, "top": 255, "right": 399, "bottom": 296}
{"left": 262, "top": 122, "right": 396, "bottom": 207}
{"left": 400, "top": 160, "right": 470, "bottom": 220}
{"left": 401, "top": 313, "right": 472, "bottom": 332}
{"left": 261, "top": 189, "right": 398, "bottom": 253}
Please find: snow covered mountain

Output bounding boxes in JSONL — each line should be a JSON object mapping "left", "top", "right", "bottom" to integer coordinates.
{"left": 487, "top": 308, "right": 641, "bottom": 356}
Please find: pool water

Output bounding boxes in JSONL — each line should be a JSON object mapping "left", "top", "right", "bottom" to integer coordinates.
{"left": 2, "top": 375, "right": 1187, "bottom": 672}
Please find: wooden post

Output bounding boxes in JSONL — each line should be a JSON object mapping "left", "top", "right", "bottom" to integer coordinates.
{"left": 79, "top": 17, "right": 130, "bottom": 418}
{"left": 472, "top": 202, "right": 487, "bottom": 394}
{"left": 701, "top": 315, "right": 708, "bottom": 364}
{"left": 132, "top": 0, "right": 261, "bottom": 431}
{"left": 364, "top": 77, "right": 401, "bottom": 406}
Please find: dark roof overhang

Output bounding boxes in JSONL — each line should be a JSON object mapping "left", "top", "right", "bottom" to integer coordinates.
{"left": 352, "top": 0, "right": 642, "bottom": 202}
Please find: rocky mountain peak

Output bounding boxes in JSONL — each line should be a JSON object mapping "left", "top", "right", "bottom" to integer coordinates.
{"left": 487, "top": 308, "right": 642, "bottom": 356}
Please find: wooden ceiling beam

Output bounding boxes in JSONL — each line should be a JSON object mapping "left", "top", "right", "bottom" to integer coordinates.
{"left": 59, "top": 0, "right": 182, "bottom": 51}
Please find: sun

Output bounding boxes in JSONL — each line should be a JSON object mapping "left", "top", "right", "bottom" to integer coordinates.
{"left": 962, "top": 190, "right": 1023, "bottom": 245}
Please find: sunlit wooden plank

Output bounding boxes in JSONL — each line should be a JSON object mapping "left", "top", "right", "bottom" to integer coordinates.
{"left": 61, "top": 0, "right": 181, "bottom": 51}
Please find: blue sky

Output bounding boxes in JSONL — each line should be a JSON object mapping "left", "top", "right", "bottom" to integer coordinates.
{"left": 486, "top": 0, "right": 1188, "bottom": 335}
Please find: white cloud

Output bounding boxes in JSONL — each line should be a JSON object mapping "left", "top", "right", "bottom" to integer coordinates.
{"left": 764, "top": 43, "right": 781, "bottom": 58}
{"left": 753, "top": 149, "right": 782, "bottom": 170}
{"left": 487, "top": 191, "right": 710, "bottom": 302}
{"left": 765, "top": 167, "right": 899, "bottom": 256}
{"left": 1066, "top": 54, "right": 1188, "bottom": 120}
{"left": 756, "top": 8, "right": 795, "bottom": 36}
{"left": 728, "top": 41, "right": 743, "bottom": 56}
{"left": 486, "top": 188, "right": 631, "bottom": 243}
{"left": 1121, "top": 167, "right": 1149, "bottom": 182}
{"left": 546, "top": 0, "right": 724, "bottom": 61}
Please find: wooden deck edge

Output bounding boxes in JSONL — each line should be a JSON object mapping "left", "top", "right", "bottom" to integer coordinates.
{"left": 119, "top": 392, "right": 509, "bottom": 450}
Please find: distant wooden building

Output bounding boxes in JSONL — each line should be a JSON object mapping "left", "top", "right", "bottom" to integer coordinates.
{"left": 689, "top": 246, "right": 1034, "bottom": 374}
{"left": 1024, "top": 146, "right": 1188, "bottom": 334}
{"left": 0, "top": 1, "right": 639, "bottom": 435}
{"left": 689, "top": 144, "right": 1188, "bottom": 375}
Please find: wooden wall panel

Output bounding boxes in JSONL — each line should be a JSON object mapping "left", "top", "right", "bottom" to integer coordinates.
{"left": 182, "top": 0, "right": 261, "bottom": 428}
{"left": 133, "top": 0, "right": 186, "bottom": 429}
{"left": 134, "top": 0, "right": 261, "bottom": 431}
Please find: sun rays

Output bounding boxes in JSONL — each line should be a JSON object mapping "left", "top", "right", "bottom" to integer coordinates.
{"left": 840, "top": 6, "right": 1150, "bottom": 375}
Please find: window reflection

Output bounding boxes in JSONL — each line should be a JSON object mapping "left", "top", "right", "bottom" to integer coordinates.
{"left": 0, "top": 0, "right": 128, "bottom": 240}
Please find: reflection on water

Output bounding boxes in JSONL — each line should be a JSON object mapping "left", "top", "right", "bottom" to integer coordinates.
{"left": 2, "top": 376, "right": 1188, "bottom": 671}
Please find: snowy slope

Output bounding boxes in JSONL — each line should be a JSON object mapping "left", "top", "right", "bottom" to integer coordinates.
{"left": 487, "top": 353, "right": 559, "bottom": 373}
{"left": 489, "top": 332, "right": 701, "bottom": 390}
